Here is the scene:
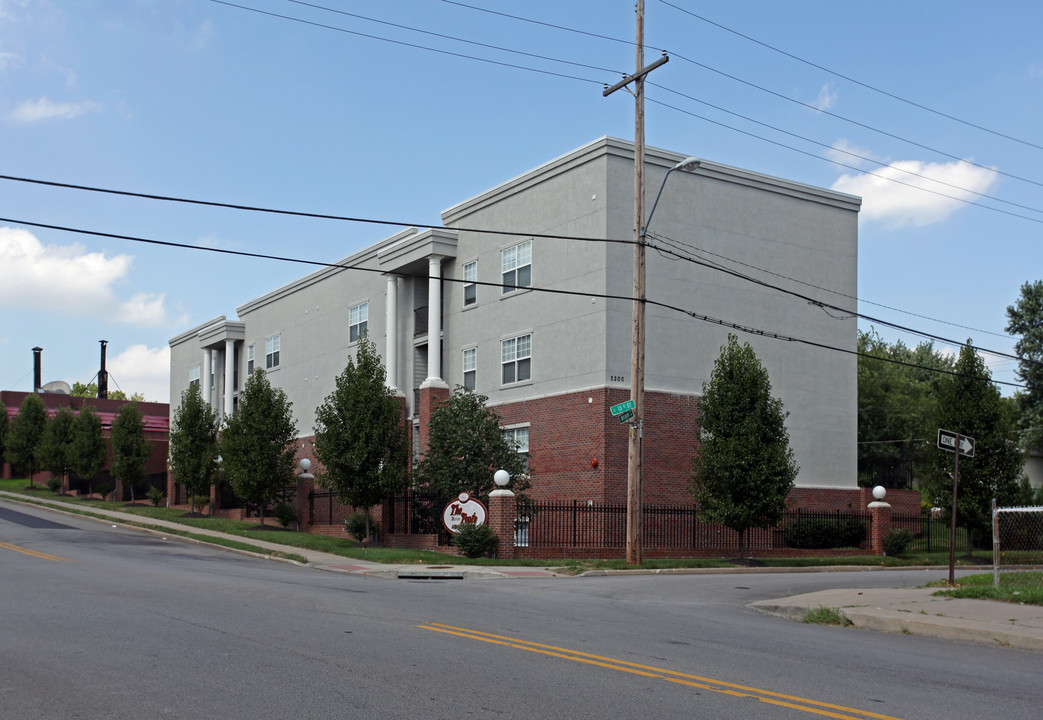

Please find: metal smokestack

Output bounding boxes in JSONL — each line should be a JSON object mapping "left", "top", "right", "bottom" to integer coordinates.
{"left": 98, "top": 340, "right": 108, "bottom": 399}
{"left": 32, "top": 346, "right": 42, "bottom": 392}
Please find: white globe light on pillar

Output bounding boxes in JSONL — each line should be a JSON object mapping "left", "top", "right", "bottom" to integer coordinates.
{"left": 491, "top": 469, "right": 512, "bottom": 497}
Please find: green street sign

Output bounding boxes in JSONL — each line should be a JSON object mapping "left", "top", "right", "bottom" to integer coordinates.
{"left": 617, "top": 409, "right": 634, "bottom": 424}
{"left": 610, "top": 400, "right": 635, "bottom": 416}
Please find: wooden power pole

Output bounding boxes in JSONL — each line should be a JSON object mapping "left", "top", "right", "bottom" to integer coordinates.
{"left": 603, "top": 1, "right": 668, "bottom": 565}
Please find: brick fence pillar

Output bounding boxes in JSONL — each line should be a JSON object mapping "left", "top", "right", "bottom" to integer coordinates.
{"left": 868, "top": 485, "right": 892, "bottom": 555}
{"left": 488, "top": 468, "right": 516, "bottom": 559}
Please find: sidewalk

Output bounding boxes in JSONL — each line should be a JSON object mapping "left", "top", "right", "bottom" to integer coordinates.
{"left": 749, "top": 587, "right": 1043, "bottom": 652}
{"left": 4, "top": 491, "right": 1042, "bottom": 651}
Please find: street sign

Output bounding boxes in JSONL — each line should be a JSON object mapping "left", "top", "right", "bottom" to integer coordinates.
{"left": 937, "top": 429, "right": 975, "bottom": 458}
{"left": 610, "top": 400, "right": 635, "bottom": 416}
{"left": 617, "top": 409, "right": 634, "bottom": 424}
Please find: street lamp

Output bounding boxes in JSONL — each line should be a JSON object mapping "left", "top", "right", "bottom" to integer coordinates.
{"left": 626, "top": 155, "right": 701, "bottom": 565}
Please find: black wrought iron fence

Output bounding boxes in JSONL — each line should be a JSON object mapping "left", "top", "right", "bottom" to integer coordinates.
{"left": 520, "top": 501, "right": 872, "bottom": 551}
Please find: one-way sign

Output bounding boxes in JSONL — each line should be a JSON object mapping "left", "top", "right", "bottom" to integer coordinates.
{"left": 937, "top": 429, "right": 975, "bottom": 458}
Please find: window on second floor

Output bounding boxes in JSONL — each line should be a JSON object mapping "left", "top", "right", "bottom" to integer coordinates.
{"left": 265, "top": 334, "right": 280, "bottom": 369}
{"left": 463, "top": 260, "right": 477, "bottom": 306}
{"left": 350, "top": 302, "right": 369, "bottom": 343}
{"left": 501, "top": 240, "right": 531, "bottom": 294}
{"left": 501, "top": 333, "right": 531, "bottom": 385}
{"left": 189, "top": 364, "right": 200, "bottom": 387}
{"left": 503, "top": 425, "right": 530, "bottom": 473}
{"left": 247, "top": 344, "right": 255, "bottom": 374}
{"left": 462, "top": 347, "right": 476, "bottom": 391}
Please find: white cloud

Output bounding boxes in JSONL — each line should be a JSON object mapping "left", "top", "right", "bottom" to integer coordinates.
{"left": 825, "top": 139, "right": 882, "bottom": 170}
{"left": 831, "top": 158, "right": 999, "bottom": 227}
{"left": 108, "top": 344, "right": 170, "bottom": 403}
{"left": 0, "top": 51, "right": 21, "bottom": 71}
{"left": 815, "top": 82, "right": 837, "bottom": 111}
{"left": 0, "top": 226, "right": 174, "bottom": 325}
{"left": 10, "top": 96, "right": 99, "bottom": 123}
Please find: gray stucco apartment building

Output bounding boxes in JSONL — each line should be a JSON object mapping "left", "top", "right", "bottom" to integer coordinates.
{"left": 169, "top": 137, "right": 866, "bottom": 513}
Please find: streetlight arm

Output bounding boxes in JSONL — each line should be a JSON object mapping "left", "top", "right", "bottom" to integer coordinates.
{"left": 640, "top": 157, "right": 700, "bottom": 238}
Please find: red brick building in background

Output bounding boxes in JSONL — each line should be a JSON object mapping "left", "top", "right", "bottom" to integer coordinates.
{"left": 1, "top": 390, "right": 169, "bottom": 499}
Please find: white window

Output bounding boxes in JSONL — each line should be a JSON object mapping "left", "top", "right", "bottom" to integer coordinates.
{"left": 349, "top": 302, "right": 368, "bottom": 343}
{"left": 246, "top": 344, "right": 255, "bottom": 374}
{"left": 265, "top": 334, "right": 280, "bottom": 369}
{"left": 501, "top": 240, "right": 531, "bottom": 293}
{"left": 463, "top": 260, "right": 477, "bottom": 306}
{"left": 188, "top": 364, "right": 200, "bottom": 387}
{"left": 462, "top": 347, "right": 476, "bottom": 391}
{"left": 503, "top": 425, "right": 530, "bottom": 473}
{"left": 501, "top": 333, "right": 531, "bottom": 384}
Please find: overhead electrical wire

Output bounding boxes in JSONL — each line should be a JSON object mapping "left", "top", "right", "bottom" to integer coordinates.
{"left": 644, "top": 231, "right": 1029, "bottom": 366}
{"left": 648, "top": 230, "right": 1009, "bottom": 339}
{"left": 645, "top": 95, "right": 1043, "bottom": 227}
{"left": 442, "top": 0, "right": 1043, "bottom": 190}
{"left": 208, "top": 0, "right": 603, "bottom": 86}
{"left": 213, "top": 0, "right": 1043, "bottom": 224}
{"left": 0, "top": 170, "right": 1025, "bottom": 362}
{"left": 0, "top": 213, "right": 1025, "bottom": 390}
{"left": 300, "top": 0, "right": 1042, "bottom": 217}
{"left": 657, "top": 0, "right": 1043, "bottom": 153}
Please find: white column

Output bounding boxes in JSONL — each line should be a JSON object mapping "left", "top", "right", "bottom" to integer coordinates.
{"left": 201, "top": 348, "right": 212, "bottom": 407}
{"left": 224, "top": 339, "right": 235, "bottom": 419}
{"left": 385, "top": 275, "right": 399, "bottom": 392}
{"left": 421, "top": 256, "right": 447, "bottom": 388}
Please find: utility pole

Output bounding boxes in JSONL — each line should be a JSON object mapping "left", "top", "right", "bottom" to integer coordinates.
{"left": 603, "top": 1, "right": 668, "bottom": 565}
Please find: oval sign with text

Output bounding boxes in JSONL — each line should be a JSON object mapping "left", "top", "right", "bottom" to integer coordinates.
{"left": 442, "top": 492, "right": 488, "bottom": 535}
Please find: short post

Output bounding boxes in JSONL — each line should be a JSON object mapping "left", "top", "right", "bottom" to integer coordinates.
{"left": 488, "top": 469, "right": 515, "bottom": 560}
{"left": 868, "top": 485, "right": 892, "bottom": 555}
{"left": 298, "top": 458, "right": 314, "bottom": 533}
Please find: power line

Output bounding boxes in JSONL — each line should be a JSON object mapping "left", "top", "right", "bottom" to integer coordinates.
{"left": 658, "top": 0, "right": 1043, "bottom": 153}
{"left": 0, "top": 213, "right": 1026, "bottom": 390}
{"left": 647, "top": 81, "right": 1043, "bottom": 218}
{"left": 443, "top": 0, "right": 1043, "bottom": 190}
{"left": 218, "top": 1, "right": 1043, "bottom": 223}
{"left": 0, "top": 170, "right": 1021, "bottom": 355}
{"left": 645, "top": 231, "right": 1029, "bottom": 367}
{"left": 645, "top": 96, "right": 1043, "bottom": 227}
{"left": 649, "top": 232, "right": 1009, "bottom": 339}
{"left": 209, "top": 0, "right": 603, "bottom": 86}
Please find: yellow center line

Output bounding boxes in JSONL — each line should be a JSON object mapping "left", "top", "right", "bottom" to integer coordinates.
{"left": 0, "top": 540, "right": 71, "bottom": 562}
{"left": 418, "top": 622, "right": 905, "bottom": 720}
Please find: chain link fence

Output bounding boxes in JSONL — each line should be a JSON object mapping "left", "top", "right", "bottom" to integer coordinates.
{"left": 993, "top": 504, "right": 1043, "bottom": 591}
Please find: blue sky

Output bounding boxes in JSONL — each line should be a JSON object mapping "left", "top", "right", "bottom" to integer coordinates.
{"left": 1, "top": 0, "right": 1040, "bottom": 402}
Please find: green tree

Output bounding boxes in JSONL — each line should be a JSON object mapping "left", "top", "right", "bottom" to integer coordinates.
{"left": 922, "top": 343, "right": 1025, "bottom": 550}
{"left": 0, "top": 407, "right": 8, "bottom": 469}
{"left": 314, "top": 337, "right": 409, "bottom": 541}
{"left": 1006, "top": 280, "right": 1043, "bottom": 450}
{"left": 6, "top": 393, "right": 48, "bottom": 486}
{"left": 221, "top": 369, "right": 298, "bottom": 525}
{"left": 857, "top": 328, "right": 954, "bottom": 487}
{"left": 111, "top": 401, "right": 152, "bottom": 502}
{"left": 72, "top": 405, "right": 108, "bottom": 498}
{"left": 169, "top": 386, "right": 220, "bottom": 513}
{"left": 71, "top": 382, "right": 140, "bottom": 401}
{"left": 38, "top": 406, "right": 77, "bottom": 492}
{"left": 414, "top": 388, "right": 530, "bottom": 504}
{"left": 690, "top": 335, "right": 798, "bottom": 555}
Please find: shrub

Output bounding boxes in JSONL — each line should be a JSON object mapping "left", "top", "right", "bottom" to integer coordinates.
{"left": 272, "top": 502, "right": 298, "bottom": 529}
{"left": 452, "top": 522, "right": 498, "bottom": 559}
{"left": 785, "top": 516, "right": 866, "bottom": 549}
{"left": 46, "top": 476, "right": 62, "bottom": 494}
{"left": 883, "top": 528, "right": 914, "bottom": 556}
{"left": 146, "top": 486, "right": 165, "bottom": 507}
{"left": 96, "top": 483, "right": 114, "bottom": 501}
{"left": 191, "top": 495, "right": 211, "bottom": 512}
{"left": 345, "top": 512, "right": 369, "bottom": 541}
